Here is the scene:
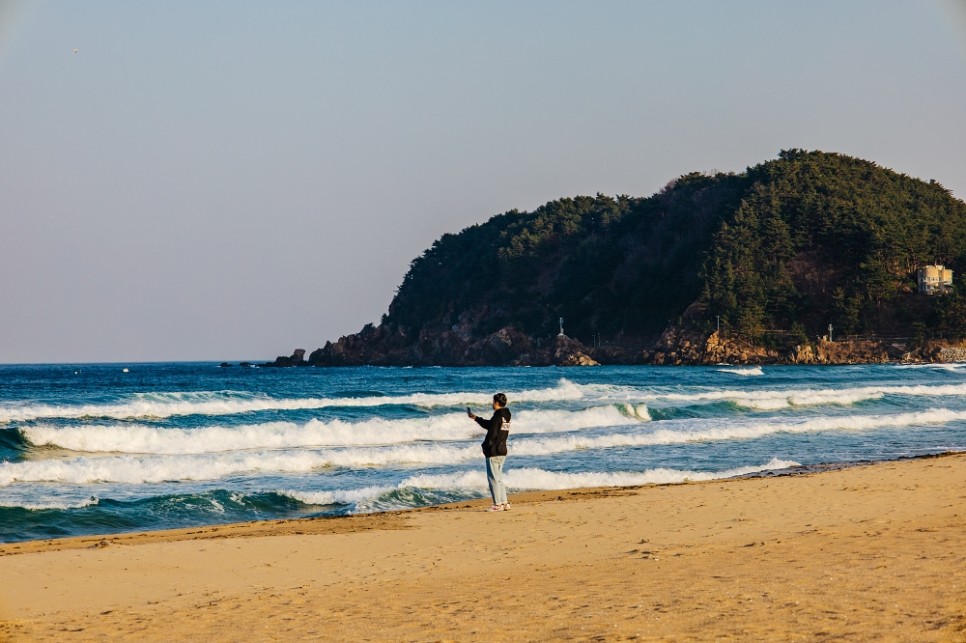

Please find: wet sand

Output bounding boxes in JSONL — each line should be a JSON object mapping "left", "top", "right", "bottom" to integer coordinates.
{"left": 2, "top": 453, "right": 965, "bottom": 641}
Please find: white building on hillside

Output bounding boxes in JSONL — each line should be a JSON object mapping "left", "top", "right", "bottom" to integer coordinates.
{"left": 917, "top": 264, "right": 954, "bottom": 295}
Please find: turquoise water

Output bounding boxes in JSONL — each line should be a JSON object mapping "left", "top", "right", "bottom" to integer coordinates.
{"left": 2, "top": 362, "right": 965, "bottom": 543}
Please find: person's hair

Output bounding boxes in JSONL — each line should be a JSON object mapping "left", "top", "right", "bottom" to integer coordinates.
{"left": 493, "top": 393, "right": 508, "bottom": 407}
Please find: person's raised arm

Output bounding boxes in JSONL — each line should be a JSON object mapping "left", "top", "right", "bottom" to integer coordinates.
{"left": 470, "top": 409, "right": 502, "bottom": 432}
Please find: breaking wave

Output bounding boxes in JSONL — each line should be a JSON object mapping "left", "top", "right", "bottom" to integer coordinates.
{"left": 4, "top": 408, "right": 963, "bottom": 486}
{"left": 3, "top": 361, "right": 966, "bottom": 544}
{"left": 716, "top": 366, "right": 765, "bottom": 376}
{"left": 0, "top": 496, "right": 100, "bottom": 511}
{"left": 19, "top": 404, "right": 650, "bottom": 455}
{"left": 5, "top": 379, "right": 963, "bottom": 425}
{"left": 405, "top": 458, "right": 802, "bottom": 491}
{"left": 0, "top": 379, "right": 587, "bottom": 423}
{"left": 635, "top": 382, "right": 966, "bottom": 411}
{"left": 279, "top": 458, "right": 802, "bottom": 512}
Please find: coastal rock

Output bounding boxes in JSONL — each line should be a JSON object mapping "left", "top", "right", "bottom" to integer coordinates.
{"left": 651, "top": 330, "right": 913, "bottom": 366}
{"left": 906, "top": 341, "right": 966, "bottom": 364}
{"left": 552, "top": 336, "right": 599, "bottom": 366}
{"left": 300, "top": 324, "right": 965, "bottom": 368}
{"left": 788, "top": 344, "right": 817, "bottom": 364}
{"left": 787, "top": 338, "right": 900, "bottom": 365}
{"left": 652, "top": 329, "right": 777, "bottom": 365}
{"left": 938, "top": 346, "right": 966, "bottom": 362}
{"left": 267, "top": 348, "right": 307, "bottom": 367}
{"left": 309, "top": 324, "right": 398, "bottom": 366}
{"left": 462, "top": 327, "right": 533, "bottom": 365}
{"left": 558, "top": 353, "right": 600, "bottom": 366}
{"left": 813, "top": 340, "right": 889, "bottom": 364}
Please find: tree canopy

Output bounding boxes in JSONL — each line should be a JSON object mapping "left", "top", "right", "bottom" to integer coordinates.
{"left": 382, "top": 150, "right": 966, "bottom": 348}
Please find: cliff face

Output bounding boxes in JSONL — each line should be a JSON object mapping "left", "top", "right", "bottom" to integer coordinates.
{"left": 308, "top": 325, "right": 598, "bottom": 367}
{"left": 299, "top": 150, "right": 966, "bottom": 367}
{"left": 306, "top": 325, "right": 965, "bottom": 367}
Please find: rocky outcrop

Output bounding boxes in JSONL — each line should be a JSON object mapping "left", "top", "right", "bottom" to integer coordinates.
{"left": 901, "top": 341, "right": 966, "bottom": 364}
{"left": 308, "top": 325, "right": 599, "bottom": 367}
{"left": 937, "top": 346, "right": 966, "bottom": 362}
{"left": 300, "top": 327, "right": 965, "bottom": 368}
{"left": 785, "top": 339, "right": 893, "bottom": 364}
{"left": 552, "top": 336, "right": 599, "bottom": 366}
{"left": 700, "top": 331, "right": 778, "bottom": 364}
{"left": 265, "top": 348, "right": 307, "bottom": 367}
{"left": 644, "top": 329, "right": 778, "bottom": 365}
{"left": 645, "top": 330, "right": 924, "bottom": 366}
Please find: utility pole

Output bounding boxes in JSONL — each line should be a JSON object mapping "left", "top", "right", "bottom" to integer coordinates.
{"left": 716, "top": 315, "right": 720, "bottom": 333}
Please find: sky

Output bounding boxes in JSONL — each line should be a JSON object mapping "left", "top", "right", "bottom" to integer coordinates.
{"left": 1, "top": 1, "right": 965, "bottom": 364}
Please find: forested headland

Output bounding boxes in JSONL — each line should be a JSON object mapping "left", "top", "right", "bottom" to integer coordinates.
{"left": 280, "top": 150, "right": 966, "bottom": 366}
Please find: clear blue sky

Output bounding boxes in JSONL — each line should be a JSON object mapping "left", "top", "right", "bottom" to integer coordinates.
{"left": 1, "top": 1, "right": 965, "bottom": 363}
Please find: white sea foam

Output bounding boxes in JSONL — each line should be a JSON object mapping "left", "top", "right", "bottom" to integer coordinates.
{"left": 920, "top": 364, "right": 966, "bottom": 373}
{"left": 21, "top": 415, "right": 479, "bottom": 454}
{"left": 0, "top": 379, "right": 586, "bottom": 422}
{"left": 7, "top": 378, "right": 960, "bottom": 423}
{"left": 637, "top": 382, "right": 966, "bottom": 410}
{"left": 20, "top": 404, "right": 648, "bottom": 455}
{"left": 0, "top": 495, "right": 100, "bottom": 511}
{"left": 5, "top": 408, "right": 963, "bottom": 486}
{"left": 400, "top": 457, "right": 801, "bottom": 491}
{"left": 277, "top": 486, "right": 396, "bottom": 507}
{"left": 512, "top": 408, "right": 966, "bottom": 453}
{"left": 0, "top": 452, "right": 316, "bottom": 486}
{"left": 0, "top": 446, "right": 476, "bottom": 486}
{"left": 895, "top": 363, "right": 966, "bottom": 371}
{"left": 273, "top": 458, "right": 801, "bottom": 512}
{"left": 717, "top": 366, "right": 764, "bottom": 376}
{"left": 678, "top": 407, "right": 966, "bottom": 444}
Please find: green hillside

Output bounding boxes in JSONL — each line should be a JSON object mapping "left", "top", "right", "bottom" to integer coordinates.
{"left": 704, "top": 150, "right": 966, "bottom": 341}
{"left": 309, "top": 150, "right": 966, "bottom": 365}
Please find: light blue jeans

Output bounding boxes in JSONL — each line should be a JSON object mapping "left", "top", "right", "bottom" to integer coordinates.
{"left": 486, "top": 456, "right": 508, "bottom": 505}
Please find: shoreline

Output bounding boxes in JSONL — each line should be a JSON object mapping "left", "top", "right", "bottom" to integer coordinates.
{"left": 262, "top": 355, "right": 966, "bottom": 368}
{"left": 3, "top": 452, "right": 965, "bottom": 640}
{"left": 3, "top": 356, "right": 963, "bottom": 368}
{"left": 1, "top": 451, "right": 959, "bottom": 553}
{"left": 3, "top": 451, "right": 964, "bottom": 554}
{"left": 294, "top": 327, "right": 966, "bottom": 368}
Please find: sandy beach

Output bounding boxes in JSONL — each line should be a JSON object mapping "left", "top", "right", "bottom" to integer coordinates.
{"left": 1, "top": 454, "right": 964, "bottom": 642}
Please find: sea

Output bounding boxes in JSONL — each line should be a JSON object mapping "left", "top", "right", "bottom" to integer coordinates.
{"left": 2, "top": 362, "right": 966, "bottom": 544}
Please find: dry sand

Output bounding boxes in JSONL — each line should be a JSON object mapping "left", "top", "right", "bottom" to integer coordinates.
{"left": 1, "top": 454, "right": 965, "bottom": 642}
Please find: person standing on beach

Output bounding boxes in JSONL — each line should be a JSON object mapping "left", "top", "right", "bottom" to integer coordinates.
{"left": 468, "top": 393, "right": 511, "bottom": 512}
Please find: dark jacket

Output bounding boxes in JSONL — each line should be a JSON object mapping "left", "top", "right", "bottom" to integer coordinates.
{"left": 476, "top": 407, "right": 511, "bottom": 458}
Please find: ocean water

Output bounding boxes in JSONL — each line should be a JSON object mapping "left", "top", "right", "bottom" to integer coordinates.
{"left": 2, "top": 362, "right": 966, "bottom": 543}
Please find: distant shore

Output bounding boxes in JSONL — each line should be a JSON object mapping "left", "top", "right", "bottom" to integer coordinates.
{"left": 263, "top": 333, "right": 966, "bottom": 367}
{"left": 3, "top": 452, "right": 965, "bottom": 641}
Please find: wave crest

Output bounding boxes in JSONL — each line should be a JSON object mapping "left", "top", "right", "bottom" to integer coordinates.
{"left": 0, "top": 379, "right": 586, "bottom": 423}
{"left": 5, "top": 408, "right": 961, "bottom": 485}
{"left": 20, "top": 404, "right": 648, "bottom": 455}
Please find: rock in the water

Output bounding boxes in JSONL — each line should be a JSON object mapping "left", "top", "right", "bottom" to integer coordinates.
{"left": 266, "top": 349, "right": 307, "bottom": 367}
